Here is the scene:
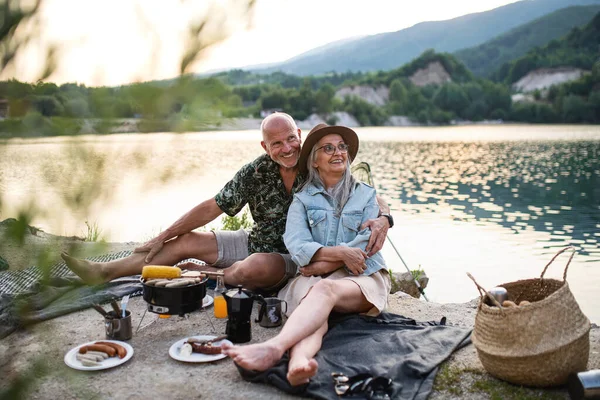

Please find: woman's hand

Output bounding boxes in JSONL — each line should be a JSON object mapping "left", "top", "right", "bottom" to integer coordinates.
{"left": 339, "top": 247, "right": 368, "bottom": 275}
{"left": 133, "top": 237, "right": 165, "bottom": 263}
{"left": 300, "top": 261, "right": 342, "bottom": 277}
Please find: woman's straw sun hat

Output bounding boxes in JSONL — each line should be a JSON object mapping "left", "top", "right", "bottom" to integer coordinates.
{"left": 298, "top": 123, "right": 359, "bottom": 175}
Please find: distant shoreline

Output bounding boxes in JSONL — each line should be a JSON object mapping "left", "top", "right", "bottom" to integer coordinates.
{"left": 0, "top": 116, "right": 566, "bottom": 140}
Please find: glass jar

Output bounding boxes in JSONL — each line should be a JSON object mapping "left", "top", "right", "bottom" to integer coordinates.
{"left": 213, "top": 275, "right": 228, "bottom": 318}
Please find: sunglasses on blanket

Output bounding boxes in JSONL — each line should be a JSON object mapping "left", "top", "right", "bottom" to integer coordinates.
{"left": 332, "top": 372, "right": 392, "bottom": 399}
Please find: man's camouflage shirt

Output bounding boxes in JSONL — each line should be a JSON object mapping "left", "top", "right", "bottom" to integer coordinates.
{"left": 214, "top": 153, "right": 305, "bottom": 254}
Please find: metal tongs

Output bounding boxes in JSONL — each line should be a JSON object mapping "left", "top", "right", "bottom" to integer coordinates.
{"left": 332, "top": 372, "right": 392, "bottom": 399}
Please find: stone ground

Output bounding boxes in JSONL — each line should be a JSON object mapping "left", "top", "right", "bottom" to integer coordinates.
{"left": 1, "top": 293, "right": 598, "bottom": 400}
{"left": 1, "top": 229, "right": 598, "bottom": 399}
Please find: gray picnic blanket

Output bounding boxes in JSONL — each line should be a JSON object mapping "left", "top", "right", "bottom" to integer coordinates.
{"left": 0, "top": 251, "right": 143, "bottom": 339}
{"left": 236, "top": 312, "right": 472, "bottom": 400}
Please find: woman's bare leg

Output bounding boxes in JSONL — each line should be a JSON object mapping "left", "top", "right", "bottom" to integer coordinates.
{"left": 62, "top": 232, "right": 218, "bottom": 284}
{"left": 286, "top": 322, "right": 327, "bottom": 385}
{"left": 222, "top": 279, "right": 372, "bottom": 381}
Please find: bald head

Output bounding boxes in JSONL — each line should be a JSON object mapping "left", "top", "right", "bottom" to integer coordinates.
{"left": 261, "top": 112, "right": 297, "bottom": 141}
{"left": 260, "top": 112, "right": 302, "bottom": 170}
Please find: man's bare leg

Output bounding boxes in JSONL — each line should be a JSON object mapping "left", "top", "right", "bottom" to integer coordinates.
{"left": 220, "top": 253, "right": 287, "bottom": 290}
{"left": 222, "top": 279, "right": 371, "bottom": 377}
{"left": 62, "top": 232, "right": 218, "bottom": 284}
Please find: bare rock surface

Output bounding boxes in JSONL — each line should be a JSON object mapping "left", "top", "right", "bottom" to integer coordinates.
{"left": 513, "top": 67, "right": 589, "bottom": 93}
{"left": 409, "top": 61, "right": 452, "bottom": 87}
{"left": 389, "top": 270, "right": 429, "bottom": 298}
{"left": 335, "top": 85, "right": 390, "bottom": 106}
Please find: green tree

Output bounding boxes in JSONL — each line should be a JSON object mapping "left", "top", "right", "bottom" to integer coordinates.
{"left": 30, "top": 95, "right": 64, "bottom": 116}
{"left": 588, "top": 90, "right": 600, "bottom": 122}
{"left": 315, "top": 83, "right": 335, "bottom": 114}
{"left": 481, "top": 81, "right": 512, "bottom": 114}
{"left": 259, "top": 88, "right": 289, "bottom": 110}
{"left": 464, "top": 99, "right": 488, "bottom": 121}
{"left": 63, "top": 98, "right": 90, "bottom": 118}
{"left": 432, "top": 83, "right": 469, "bottom": 117}
{"left": 342, "top": 96, "right": 387, "bottom": 126}
{"left": 389, "top": 79, "right": 408, "bottom": 104}
{"left": 562, "top": 95, "right": 594, "bottom": 122}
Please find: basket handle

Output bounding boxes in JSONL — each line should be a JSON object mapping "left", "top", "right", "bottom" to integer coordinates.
{"left": 539, "top": 246, "right": 576, "bottom": 281}
{"left": 466, "top": 272, "right": 505, "bottom": 314}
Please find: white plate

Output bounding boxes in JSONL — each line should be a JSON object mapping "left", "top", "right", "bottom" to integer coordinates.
{"left": 169, "top": 335, "right": 232, "bottom": 363}
{"left": 64, "top": 340, "right": 134, "bottom": 371}
{"left": 202, "top": 295, "right": 214, "bottom": 308}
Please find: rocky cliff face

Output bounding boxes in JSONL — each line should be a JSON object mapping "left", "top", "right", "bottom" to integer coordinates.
{"left": 298, "top": 112, "right": 360, "bottom": 128}
{"left": 334, "top": 85, "right": 390, "bottom": 106}
{"left": 334, "top": 61, "right": 453, "bottom": 107}
{"left": 513, "top": 67, "right": 589, "bottom": 92}
{"left": 409, "top": 61, "right": 452, "bottom": 87}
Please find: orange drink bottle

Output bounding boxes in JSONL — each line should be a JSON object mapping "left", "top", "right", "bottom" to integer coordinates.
{"left": 213, "top": 276, "right": 228, "bottom": 318}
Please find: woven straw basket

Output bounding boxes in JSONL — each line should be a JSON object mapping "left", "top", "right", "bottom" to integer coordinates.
{"left": 468, "top": 247, "right": 590, "bottom": 387}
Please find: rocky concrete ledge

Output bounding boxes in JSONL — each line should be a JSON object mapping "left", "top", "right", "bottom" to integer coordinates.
{"left": 1, "top": 293, "right": 597, "bottom": 399}
{"left": 1, "top": 224, "right": 598, "bottom": 399}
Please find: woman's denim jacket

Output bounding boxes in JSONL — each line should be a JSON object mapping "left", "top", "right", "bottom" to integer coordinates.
{"left": 284, "top": 181, "right": 386, "bottom": 276}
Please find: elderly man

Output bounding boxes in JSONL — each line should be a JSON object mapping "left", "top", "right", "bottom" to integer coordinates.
{"left": 62, "top": 113, "right": 391, "bottom": 291}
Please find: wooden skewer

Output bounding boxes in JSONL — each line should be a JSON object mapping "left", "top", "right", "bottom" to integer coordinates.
{"left": 92, "top": 304, "right": 108, "bottom": 317}
{"left": 198, "top": 270, "right": 225, "bottom": 276}
{"left": 110, "top": 300, "right": 121, "bottom": 315}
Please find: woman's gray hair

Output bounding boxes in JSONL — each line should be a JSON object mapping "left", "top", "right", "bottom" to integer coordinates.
{"left": 304, "top": 144, "right": 356, "bottom": 216}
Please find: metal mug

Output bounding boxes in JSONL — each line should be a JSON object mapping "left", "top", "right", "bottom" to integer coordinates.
{"left": 105, "top": 310, "right": 132, "bottom": 341}
{"left": 255, "top": 297, "right": 287, "bottom": 328}
{"left": 486, "top": 287, "right": 508, "bottom": 306}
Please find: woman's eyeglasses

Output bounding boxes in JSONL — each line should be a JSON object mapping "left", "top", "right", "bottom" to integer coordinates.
{"left": 316, "top": 143, "right": 349, "bottom": 155}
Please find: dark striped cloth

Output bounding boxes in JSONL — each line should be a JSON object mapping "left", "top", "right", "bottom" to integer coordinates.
{"left": 0, "top": 251, "right": 144, "bottom": 339}
{"left": 0, "top": 250, "right": 134, "bottom": 296}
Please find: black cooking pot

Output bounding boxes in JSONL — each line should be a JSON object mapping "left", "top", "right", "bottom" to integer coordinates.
{"left": 142, "top": 278, "right": 208, "bottom": 316}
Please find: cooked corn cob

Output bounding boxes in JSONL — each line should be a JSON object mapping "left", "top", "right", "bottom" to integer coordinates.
{"left": 141, "top": 265, "right": 182, "bottom": 280}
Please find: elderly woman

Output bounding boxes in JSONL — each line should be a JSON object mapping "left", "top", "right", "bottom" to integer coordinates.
{"left": 222, "top": 124, "right": 390, "bottom": 386}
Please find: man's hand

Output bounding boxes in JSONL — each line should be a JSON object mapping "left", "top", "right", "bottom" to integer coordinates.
{"left": 361, "top": 216, "right": 390, "bottom": 257}
{"left": 300, "top": 261, "right": 342, "bottom": 277}
{"left": 339, "top": 247, "right": 368, "bottom": 275}
{"left": 134, "top": 237, "right": 165, "bottom": 264}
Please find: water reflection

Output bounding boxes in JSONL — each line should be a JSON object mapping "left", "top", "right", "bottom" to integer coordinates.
{"left": 358, "top": 141, "right": 600, "bottom": 261}
{"left": 1, "top": 127, "right": 599, "bottom": 321}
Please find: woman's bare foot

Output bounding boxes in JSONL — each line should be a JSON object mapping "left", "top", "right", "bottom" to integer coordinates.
{"left": 61, "top": 252, "right": 107, "bottom": 285}
{"left": 287, "top": 357, "right": 318, "bottom": 386}
{"left": 221, "top": 341, "right": 284, "bottom": 371}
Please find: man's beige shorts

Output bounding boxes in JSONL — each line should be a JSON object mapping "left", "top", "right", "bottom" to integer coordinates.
{"left": 212, "top": 228, "right": 297, "bottom": 291}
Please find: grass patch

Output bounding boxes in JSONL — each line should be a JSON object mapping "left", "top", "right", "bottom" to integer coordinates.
{"left": 433, "top": 364, "right": 464, "bottom": 395}
{"left": 434, "top": 364, "right": 566, "bottom": 400}
{"left": 411, "top": 264, "right": 424, "bottom": 281}
{"left": 471, "top": 377, "right": 565, "bottom": 400}
{"left": 84, "top": 220, "right": 102, "bottom": 242}
{"left": 220, "top": 208, "right": 253, "bottom": 231}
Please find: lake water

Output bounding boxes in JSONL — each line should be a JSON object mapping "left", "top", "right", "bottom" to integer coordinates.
{"left": 1, "top": 125, "right": 599, "bottom": 322}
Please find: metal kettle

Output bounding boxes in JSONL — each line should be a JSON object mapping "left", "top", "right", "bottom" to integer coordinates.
{"left": 224, "top": 286, "right": 255, "bottom": 343}
{"left": 224, "top": 286, "right": 255, "bottom": 318}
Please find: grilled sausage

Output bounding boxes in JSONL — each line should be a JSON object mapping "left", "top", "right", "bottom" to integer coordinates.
{"left": 76, "top": 353, "right": 103, "bottom": 363}
{"left": 95, "top": 341, "right": 127, "bottom": 359}
{"left": 190, "top": 342, "right": 222, "bottom": 355}
{"left": 79, "top": 344, "right": 117, "bottom": 357}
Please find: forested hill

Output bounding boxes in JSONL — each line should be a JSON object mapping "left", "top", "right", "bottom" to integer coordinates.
{"left": 357, "top": 50, "right": 474, "bottom": 86}
{"left": 251, "top": 0, "right": 600, "bottom": 76}
{"left": 492, "top": 11, "right": 600, "bottom": 84}
{"left": 453, "top": 5, "right": 600, "bottom": 78}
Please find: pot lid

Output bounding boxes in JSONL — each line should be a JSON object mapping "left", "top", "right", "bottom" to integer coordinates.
{"left": 225, "top": 285, "right": 252, "bottom": 299}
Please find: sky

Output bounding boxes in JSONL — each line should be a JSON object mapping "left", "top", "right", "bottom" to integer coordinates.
{"left": 5, "top": 0, "right": 520, "bottom": 86}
